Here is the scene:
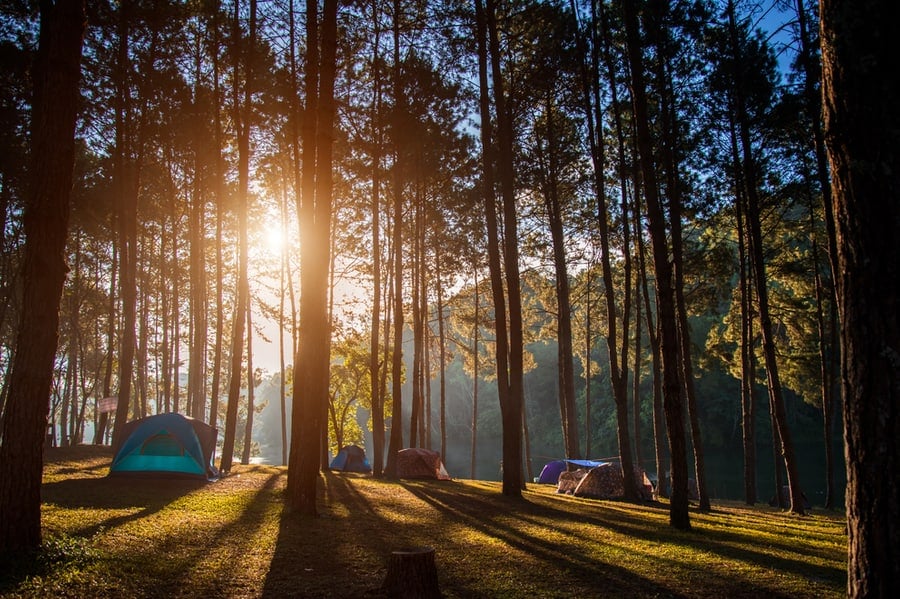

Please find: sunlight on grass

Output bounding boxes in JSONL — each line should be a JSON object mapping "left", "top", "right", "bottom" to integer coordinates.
{"left": 0, "top": 448, "right": 847, "bottom": 598}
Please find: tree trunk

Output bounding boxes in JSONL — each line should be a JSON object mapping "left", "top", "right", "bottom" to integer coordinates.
{"left": 796, "top": 0, "right": 839, "bottom": 512}
{"left": 473, "top": 0, "right": 511, "bottom": 490}
{"left": 537, "top": 92, "right": 581, "bottom": 461}
{"left": 221, "top": 0, "right": 255, "bottom": 473}
{"left": 470, "top": 269, "right": 480, "bottom": 479}
{"left": 436, "top": 260, "right": 447, "bottom": 461}
{"left": 188, "top": 124, "right": 207, "bottom": 421}
{"left": 584, "top": 274, "right": 592, "bottom": 459}
{"left": 94, "top": 238, "right": 117, "bottom": 444}
{"left": 726, "top": 0, "right": 804, "bottom": 516}
{"left": 0, "top": 0, "right": 84, "bottom": 556}
{"left": 384, "top": 0, "right": 405, "bottom": 478}
{"left": 638, "top": 198, "right": 668, "bottom": 498}
{"left": 730, "top": 118, "right": 756, "bottom": 506}
{"left": 595, "top": 0, "right": 637, "bottom": 499}
{"left": 381, "top": 547, "right": 440, "bottom": 599}
{"left": 208, "top": 3, "right": 226, "bottom": 430}
{"left": 621, "top": 0, "right": 690, "bottom": 529}
{"left": 486, "top": 0, "right": 525, "bottom": 497}
{"left": 241, "top": 302, "right": 254, "bottom": 465}
{"left": 410, "top": 194, "right": 423, "bottom": 448}
{"left": 820, "top": 1, "right": 900, "bottom": 594}
{"left": 287, "top": 0, "right": 338, "bottom": 516}
{"left": 111, "top": 0, "right": 138, "bottom": 451}
{"left": 368, "top": 0, "right": 385, "bottom": 476}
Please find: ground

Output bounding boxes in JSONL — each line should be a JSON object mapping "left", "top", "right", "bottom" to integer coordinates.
{"left": 0, "top": 445, "right": 847, "bottom": 598}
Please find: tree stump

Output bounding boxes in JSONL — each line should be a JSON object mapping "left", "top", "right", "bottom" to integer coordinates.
{"left": 381, "top": 546, "right": 441, "bottom": 598}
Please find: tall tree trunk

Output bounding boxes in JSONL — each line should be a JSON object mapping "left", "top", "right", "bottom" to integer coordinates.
{"left": 287, "top": 0, "right": 338, "bottom": 516}
{"left": 384, "top": 0, "right": 405, "bottom": 478}
{"left": 820, "top": 0, "right": 900, "bottom": 594}
{"left": 536, "top": 93, "right": 580, "bottom": 461}
{"left": 473, "top": 0, "right": 511, "bottom": 489}
{"left": 470, "top": 269, "right": 480, "bottom": 478}
{"left": 171, "top": 220, "right": 181, "bottom": 414}
{"left": 646, "top": 0, "right": 708, "bottom": 511}
{"left": 596, "top": 0, "right": 637, "bottom": 497}
{"left": 111, "top": 0, "right": 138, "bottom": 450}
{"left": 632, "top": 257, "right": 643, "bottom": 469}
{"left": 221, "top": 0, "right": 255, "bottom": 473}
{"left": 188, "top": 129, "right": 207, "bottom": 421}
{"left": 94, "top": 239, "right": 117, "bottom": 444}
{"left": 208, "top": 1, "right": 226, "bottom": 429}
{"left": 621, "top": 0, "right": 690, "bottom": 529}
{"left": 730, "top": 117, "right": 756, "bottom": 505}
{"left": 241, "top": 302, "right": 254, "bottom": 465}
{"left": 436, "top": 259, "right": 447, "bottom": 461}
{"left": 486, "top": 0, "right": 525, "bottom": 496}
{"left": 584, "top": 272, "right": 592, "bottom": 458}
{"left": 0, "top": 0, "right": 84, "bottom": 556}
{"left": 726, "top": 0, "right": 804, "bottom": 515}
{"left": 796, "top": 0, "right": 838, "bottom": 512}
{"left": 368, "top": 0, "right": 385, "bottom": 476}
{"left": 636, "top": 183, "right": 668, "bottom": 498}
{"left": 410, "top": 193, "right": 423, "bottom": 448}
{"left": 278, "top": 174, "right": 288, "bottom": 465}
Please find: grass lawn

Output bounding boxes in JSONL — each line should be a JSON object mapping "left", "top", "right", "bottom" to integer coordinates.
{"left": 0, "top": 445, "right": 846, "bottom": 598}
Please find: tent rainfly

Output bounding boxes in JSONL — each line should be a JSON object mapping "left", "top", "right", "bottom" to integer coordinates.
{"left": 109, "top": 412, "right": 218, "bottom": 480}
{"left": 397, "top": 448, "right": 451, "bottom": 480}
{"left": 330, "top": 445, "right": 373, "bottom": 473}
{"left": 537, "top": 459, "right": 607, "bottom": 484}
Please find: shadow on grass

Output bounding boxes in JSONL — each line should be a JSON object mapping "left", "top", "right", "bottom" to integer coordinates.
{"left": 42, "top": 475, "right": 208, "bottom": 538}
{"left": 2, "top": 464, "right": 206, "bottom": 593}
{"left": 546, "top": 497, "right": 845, "bottom": 590}
{"left": 524, "top": 490, "right": 844, "bottom": 597}
{"left": 400, "top": 481, "right": 678, "bottom": 598}
{"left": 262, "top": 472, "right": 395, "bottom": 598}
{"left": 160, "top": 470, "right": 286, "bottom": 597}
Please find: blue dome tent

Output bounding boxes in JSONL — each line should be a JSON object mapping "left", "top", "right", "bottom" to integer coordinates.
{"left": 109, "top": 413, "right": 218, "bottom": 480}
{"left": 329, "top": 444, "right": 372, "bottom": 473}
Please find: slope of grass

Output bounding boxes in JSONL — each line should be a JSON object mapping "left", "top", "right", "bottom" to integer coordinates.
{"left": 0, "top": 446, "right": 846, "bottom": 598}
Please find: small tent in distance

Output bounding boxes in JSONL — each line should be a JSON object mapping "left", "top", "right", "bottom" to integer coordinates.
{"left": 109, "top": 412, "right": 218, "bottom": 480}
{"left": 397, "top": 448, "right": 451, "bottom": 480}
{"left": 330, "top": 445, "right": 372, "bottom": 473}
{"left": 537, "top": 459, "right": 607, "bottom": 484}
{"left": 557, "top": 462, "right": 653, "bottom": 500}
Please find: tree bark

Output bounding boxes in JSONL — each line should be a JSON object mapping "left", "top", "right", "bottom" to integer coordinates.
{"left": 111, "top": 0, "right": 138, "bottom": 451}
{"left": 241, "top": 302, "right": 254, "bottom": 465}
{"left": 796, "top": 0, "right": 839, "bottom": 512}
{"left": 596, "top": 0, "right": 639, "bottom": 500}
{"left": 208, "top": 3, "right": 226, "bottom": 430}
{"left": 384, "top": 0, "right": 405, "bottom": 478}
{"left": 287, "top": 0, "right": 338, "bottom": 516}
{"left": 730, "top": 118, "right": 756, "bottom": 506}
{"left": 535, "top": 92, "right": 581, "bottom": 461}
{"left": 621, "top": 0, "right": 690, "bottom": 529}
{"left": 486, "top": 0, "right": 525, "bottom": 497}
{"left": 368, "top": 0, "right": 385, "bottom": 476}
{"left": 381, "top": 547, "right": 440, "bottom": 599}
{"left": 726, "top": 0, "right": 804, "bottom": 516}
{"left": 473, "top": 0, "right": 511, "bottom": 490}
{"left": 819, "top": 0, "right": 900, "bottom": 594}
{"left": 221, "top": 0, "right": 255, "bottom": 474}
{"left": 0, "top": 0, "right": 84, "bottom": 556}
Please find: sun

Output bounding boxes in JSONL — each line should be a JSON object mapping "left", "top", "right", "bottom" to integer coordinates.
{"left": 264, "top": 225, "right": 285, "bottom": 255}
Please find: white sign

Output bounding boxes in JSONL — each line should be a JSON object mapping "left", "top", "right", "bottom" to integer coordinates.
{"left": 98, "top": 396, "right": 117, "bottom": 413}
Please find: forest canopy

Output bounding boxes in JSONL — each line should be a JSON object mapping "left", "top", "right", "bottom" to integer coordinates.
{"left": 0, "top": 0, "right": 840, "bottom": 534}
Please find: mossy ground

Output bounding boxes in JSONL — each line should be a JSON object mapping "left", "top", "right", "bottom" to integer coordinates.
{"left": 0, "top": 445, "right": 846, "bottom": 598}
